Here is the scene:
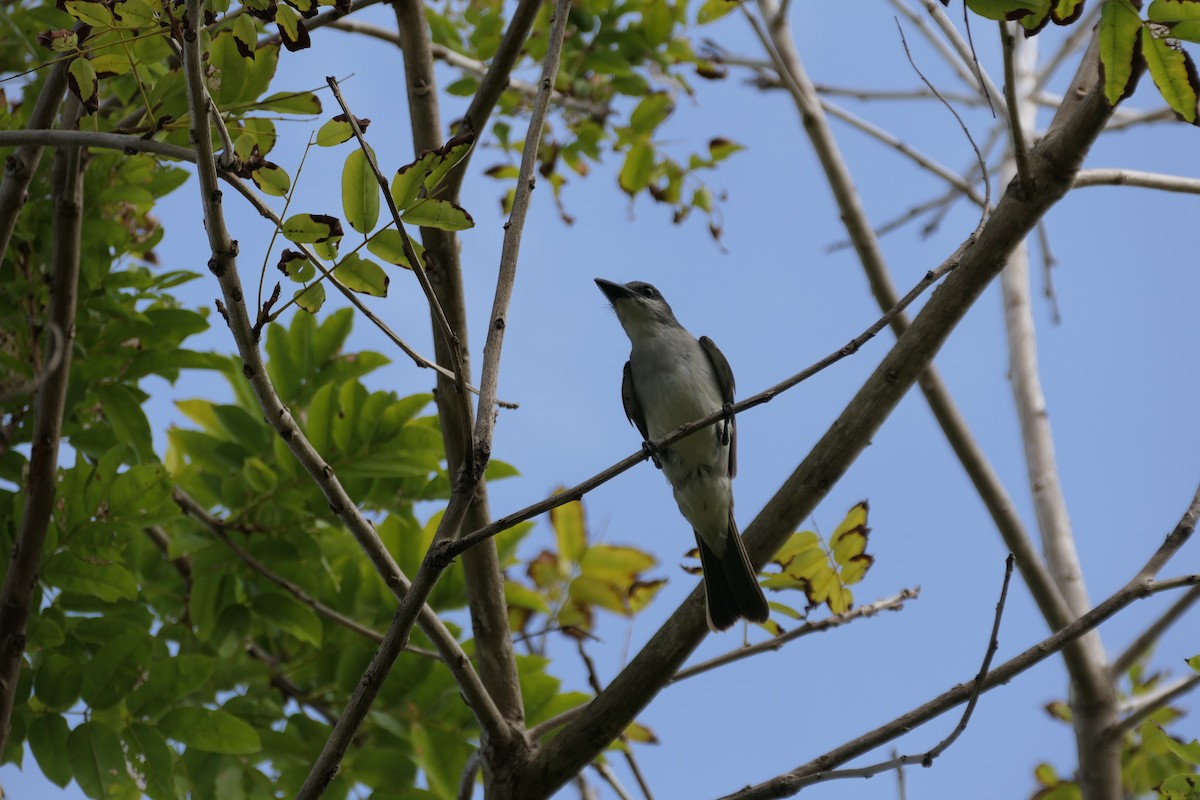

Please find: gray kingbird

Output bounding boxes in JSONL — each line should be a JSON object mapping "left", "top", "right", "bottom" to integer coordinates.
{"left": 595, "top": 278, "right": 769, "bottom": 632}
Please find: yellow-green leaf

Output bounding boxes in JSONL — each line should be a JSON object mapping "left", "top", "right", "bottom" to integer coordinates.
{"left": 366, "top": 228, "right": 424, "bottom": 269}
{"left": 965, "top": 0, "right": 1047, "bottom": 21}
{"left": 579, "top": 544, "right": 656, "bottom": 582}
{"left": 423, "top": 132, "right": 476, "bottom": 194}
{"left": 697, "top": 0, "right": 736, "bottom": 24}
{"left": 341, "top": 148, "right": 380, "bottom": 232}
{"left": 391, "top": 151, "right": 438, "bottom": 209}
{"left": 619, "top": 139, "right": 655, "bottom": 194}
{"left": 335, "top": 253, "right": 389, "bottom": 296}
{"left": 251, "top": 162, "right": 291, "bottom": 196}
{"left": 550, "top": 493, "right": 587, "bottom": 563}
{"left": 1100, "top": 0, "right": 1145, "bottom": 105}
{"left": 65, "top": 0, "right": 115, "bottom": 27}
{"left": 1149, "top": 0, "right": 1200, "bottom": 21}
{"left": 281, "top": 212, "right": 343, "bottom": 243}
{"left": 568, "top": 575, "right": 628, "bottom": 614}
{"left": 401, "top": 198, "right": 474, "bottom": 231}
{"left": 1141, "top": 25, "right": 1200, "bottom": 123}
{"left": 630, "top": 92, "right": 674, "bottom": 134}
{"left": 67, "top": 56, "right": 98, "bottom": 114}
{"left": 294, "top": 282, "right": 326, "bottom": 313}
{"left": 253, "top": 592, "right": 323, "bottom": 646}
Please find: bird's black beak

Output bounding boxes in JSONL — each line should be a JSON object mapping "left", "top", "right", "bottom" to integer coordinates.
{"left": 595, "top": 278, "right": 635, "bottom": 304}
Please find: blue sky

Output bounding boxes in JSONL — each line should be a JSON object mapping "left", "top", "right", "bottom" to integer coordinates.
{"left": 4, "top": 3, "right": 1200, "bottom": 799}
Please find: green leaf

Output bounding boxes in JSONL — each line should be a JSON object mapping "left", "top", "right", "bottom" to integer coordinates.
{"left": 1156, "top": 725, "right": 1200, "bottom": 764}
{"left": 68, "top": 721, "right": 130, "bottom": 800}
{"left": 294, "top": 282, "right": 326, "bottom": 313}
{"left": 28, "top": 715, "right": 72, "bottom": 787}
{"left": 124, "top": 723, "right": 176, "bottom": 800}
{"left": 42, "top": 552, "right": 138, "bottom": 602}
{"left": 342, "top": 148, "right": 380, "bottom": 233}
{"left": 1141, "top": 25, "right": 1200, "bottom": 123}
{"left": 335, "top": 253, "right": 389, "bottom": 296}
{"left": 366, "top": 229, "right": 425, "bottom": 269}
{"left": 1100, "top": 0, "right": 1144, "bottom": 105}
{"left": 159, "top": 707, "right": 262, "bottom": 754}
{"left": 315, "top": 114, "right": 362, "bottom": 146}
{"left": 642, "top": 0, "right": 673, "bottom": 46}
{"left": 697, "top": 0, "right": 737, "bottom": 24}
{"left": 66, "top": 0, "right": 115, "bottom": 26}
{"left": 401, "top": 198, "right": 475, "bottom": 231}
{"left": 108, "top": 463, "right": 172, "bottom": 522}
{"left": 81, "top": 628, "right": 151, "bottom": 710}
{"left": 67, "top": 56, "right": 98, "bottom": 114}
{"left": 34, "top": 652, "right": 84, "bottom": 710}
{"left": 258, "top": 90, "right": 321, "bottom": 114}
{"left": 423, "top": 132, "right": 476, "bottom": 194}
{"left": 281, "top": 212, "right": 344, "bottom": 243}
{"left": 127, "top": 655, "right": 216, "bottom": 719}
{"left": 629, "top": 92, "right": 674, "bottom": 135}
{"left": 965, "top": 0, "right": 1048, "bottom": 21}
{"left": 251, "top": 162, "right": 292, "bottom": 197}
{"left": 252, "top": 592, "right": 323, "bottom": 646}
{"left": 1149, "top": 0, "right": 1200, "bottom": 21}
{"left": 619, "top": 139, "right": 655, "bottom": 194}
{"left": 391, "top": 152, "right": 438, "bottom": 209}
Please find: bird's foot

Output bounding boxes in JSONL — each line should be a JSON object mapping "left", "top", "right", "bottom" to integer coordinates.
{"left": 641, "top": 440, "right": 663, "bottom": 469}
{"left": 719, "top": 402, "right": 733, "bottom": 446}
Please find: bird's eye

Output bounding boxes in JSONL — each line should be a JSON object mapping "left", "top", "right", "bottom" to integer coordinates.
{"left": 640, "top": 287, "right": 656, "bottom": 298}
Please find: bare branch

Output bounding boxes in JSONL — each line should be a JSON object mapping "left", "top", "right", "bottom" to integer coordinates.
{"left": 327, "top": 20, "right": 609, "bottom": 119}
{"left": 730, "top": 561, "right": 1009, "bottom": 793}
{"left": 673, "top": 588, "right": 918, "bottom": 683}
{"left": 886, "top": 0, "right": 985, "bottom": 90}
{"left": 1111, "top": 585, "right": 1200, "bottom": 677}
{"left": 473, "top": 0, "right": 573, "bottom": 476}
{"left": 449, "top": 242, "right": 965, "bottom": 560}
{"left": 1000, "top": 22, "right": 1033, "bottom": 191}
{"left": 0, "top": 95, "right": 83, "bottom": 755}
{"left": 516, "top": 39, "right": 1126, "bottom": 797}
{"left": 1114, "top": 673, "right": 1200, "bottom": 736}
{"left": 1073, "top": 168, "right": 1200, "bottom": 194}
{"left": 721, "top": 562, "right": 1200, "bottom": 798}
{"left": 914, "top": 0, "right": 1007, "bottom": 113}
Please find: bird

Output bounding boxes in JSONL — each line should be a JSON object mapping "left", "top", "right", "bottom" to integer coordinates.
{"left": 595, "top": 278, "right": 770, "bottom": 632}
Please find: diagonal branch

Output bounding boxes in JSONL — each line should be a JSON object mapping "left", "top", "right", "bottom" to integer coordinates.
{"left": 513, "top": 30, "right": 1126, "bottom": 798}
{"left": 721, "top": 492, "right": 1199, "bottom": 800}
{"left": 0, "top": 95, "right": 84, "bottom": 756}
{"left": 294, "top": 5, "right": 575, "bottom": 796}
{"left": 0, "top": 55, "right": 70, "bottom": 257}
{"left": 176, "top": 0, "right": 503, "bottom": 750}
{"left": 1110, "top": 584, "right": 1200, "bottom": 677}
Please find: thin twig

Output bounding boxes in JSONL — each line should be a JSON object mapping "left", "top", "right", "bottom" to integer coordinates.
{"left": 720, "top": 482, "right": 1200, "bottom": 800}
{"left": 247, "top": 642, "right": 339, "bottom": 725}
{"left": 471, "top": 0, "right": 573, "bottom": 480}
{"left": 0, "top": 95, "right": 83, "bottom": 756}
{"left": 448, "top": 241, "right": 967, "bottom": 560}
{"left": 885, "top": 0, "right": 982, "bottom": 90}
{"left": 577, "top": 641, "right": 656, "bottom": 800}
{"left": 1073, "top": 168, "right": 1200, "bottom": 194}
{"left": 325, "top": 76, "right": 474, "bottom": 457}
{"left": 1000, "top": 22, "right": 1033, "bottom": 191}
{"left": 746, "top": 559, "right": 1011, "bottom": 789}
{"left": 914, "top": 0, "right": 1007, "bottom": 113}
{"left": 1110, "top": 584, "right": 1200, "bottom": 677}
{"left": 1114, "top": 673, "right": 1200, "bottom": 735}
{"left": 1034, "top": 221, "right": 1061, "bottom": 325}
{"left": 328, "top": 20, "right": 609, "bottom": 118}
{"left": 673, "top": 588, "right": 918, "bottom": 682}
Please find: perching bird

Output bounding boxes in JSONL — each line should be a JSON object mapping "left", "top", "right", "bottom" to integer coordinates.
{"left": 595, "top": 278, "right": 770, "bottom": 632}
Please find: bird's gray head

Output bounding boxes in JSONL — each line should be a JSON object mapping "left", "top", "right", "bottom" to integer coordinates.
{"left": 595, "top": 278, "right": 680, "bottom": 340}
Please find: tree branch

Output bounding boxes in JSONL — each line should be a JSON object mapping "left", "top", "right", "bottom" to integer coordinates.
{"left": 0, "top": 95, "right": 83, "bottom": 756}
{"left": 513, "top": 30, "right": 1125, "bottom": 798}
{"left": 673, "top": 588, "right": 918, "bottom": 683}
{"left": 1114, "top": 673, "right": 1200, "bottom": 736}
{"left": 0, "top": 55, "right": 69, "bottom": 257}
{"left": 1110, "top": 584, "right": 1200, "bottom": 677}
{"left": 391, "top": 0, "right": 527, "bottom": 734}
{"left": 1073, "top": 168, "right": 1200, "bottom": 194}
{"left": 725, "top": 561, "right": 1010, "bottom": 795}
{"left": 176, "top": 0, "right": 503, "bottom": 753}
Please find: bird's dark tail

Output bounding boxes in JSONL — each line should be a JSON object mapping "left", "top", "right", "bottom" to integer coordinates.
{"left": 696, "top": 513, "right": 770, "bottom": 632}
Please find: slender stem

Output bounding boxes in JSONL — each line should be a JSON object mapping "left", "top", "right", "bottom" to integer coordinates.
{"left": 176, "top": 0, "right": 502, "bottom": 747}
{"left": 0, "top": 96, "right": 83, "bottom": 756}
{"left": 1110, "top": 584, "right": 1200, "bottom": 677}
{"left": 1000, "top": 22, "right": 1033, "bottom": 191}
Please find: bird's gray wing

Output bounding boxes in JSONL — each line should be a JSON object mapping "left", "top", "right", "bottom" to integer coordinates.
{"left": 699, "top": 336, "right": 737, "bottom": 478}
{"left": 622, "top": 360, "right": 650, "bottom": 442}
